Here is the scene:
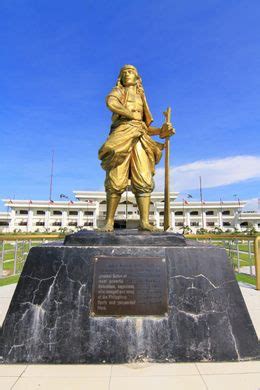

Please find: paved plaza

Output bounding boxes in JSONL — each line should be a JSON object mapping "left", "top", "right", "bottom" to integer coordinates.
{"left": 0, "top": 283, "right": 259, "bottom": 390}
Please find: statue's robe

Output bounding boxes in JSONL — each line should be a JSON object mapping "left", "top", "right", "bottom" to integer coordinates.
{"left": 98, "top": 86, "right": 163, "bottom": 195}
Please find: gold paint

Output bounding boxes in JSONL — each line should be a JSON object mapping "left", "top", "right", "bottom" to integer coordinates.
{"left": 163, "top": 107, "right": 172, "bottom": 231}
{"left": 98, "top": 65, "right": 175, "bottom": 231}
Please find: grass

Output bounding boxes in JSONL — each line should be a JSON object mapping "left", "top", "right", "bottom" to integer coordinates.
{"left": 236, "top": 273, "right": 256, "bottom": 286}
{"left": 0, "top": 275, "right": 20, "bottom": 287}
{"left": 238, "top": 244, "right": 254, "bottom": 252}
{"left": 199, "top": 240, "right": 255, "bottom": 267}
{"left": 1, "top": 243, "right": 14, "bottom": 250}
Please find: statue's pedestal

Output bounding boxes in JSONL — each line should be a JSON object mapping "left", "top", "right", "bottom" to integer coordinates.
{"left": 0, "top": 230, "right": 259, "bottom": 363}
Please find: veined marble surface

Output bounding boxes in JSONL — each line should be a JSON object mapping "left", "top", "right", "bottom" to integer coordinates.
{"left": 0, "top": 242, "right": 259, "bottom": 363}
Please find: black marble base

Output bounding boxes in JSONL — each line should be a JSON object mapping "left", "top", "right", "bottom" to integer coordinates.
{"left": 64, "top": 229, "right": 186, "bottom": 246}
{"left": 0, "top": 231, "right": 259, "bottom": 363}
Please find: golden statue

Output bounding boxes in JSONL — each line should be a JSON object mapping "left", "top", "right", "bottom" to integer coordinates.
{"left": 98, "top": 65, "right": 175, "bottom": 231}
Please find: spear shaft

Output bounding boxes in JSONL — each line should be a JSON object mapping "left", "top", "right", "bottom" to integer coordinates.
{"left": 163, "top": 107, "right": 171, "bottom": 231}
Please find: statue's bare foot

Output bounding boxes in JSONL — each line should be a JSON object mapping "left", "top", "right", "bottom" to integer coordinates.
{"left": 99, "top": 222, "right": 114, "bottom": 232}
{"left": 138, "top": 222, "right": 161, "bottom": 232}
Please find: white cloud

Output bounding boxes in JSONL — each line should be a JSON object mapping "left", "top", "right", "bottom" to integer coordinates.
{"left": 155, "top": 155, "right": 260, "bottom": 192}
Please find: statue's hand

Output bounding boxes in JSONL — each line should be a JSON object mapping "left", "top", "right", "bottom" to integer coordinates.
{"left": 160, "top": 123, "right": 175, "bottom": 139}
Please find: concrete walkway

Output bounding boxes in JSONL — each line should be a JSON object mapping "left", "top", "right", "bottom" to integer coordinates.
{"left": 0, "top": 283, "right": 259, "bottom": 390}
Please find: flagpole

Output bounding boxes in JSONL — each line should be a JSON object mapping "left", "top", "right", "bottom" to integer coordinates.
{"left": 199, "top": 176, "right": 204, "bottom": 229}
{"left": 182, "top": 199, "right": 185, "bottom": 227}
{"left": 49, "top": 150, "right": 54, "bottom": 201}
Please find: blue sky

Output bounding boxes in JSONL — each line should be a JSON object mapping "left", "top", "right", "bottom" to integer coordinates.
{"left": 1, "top": 0, "right": 260, "bottom": 210}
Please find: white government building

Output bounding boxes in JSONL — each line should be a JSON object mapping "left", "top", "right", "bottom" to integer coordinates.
{"left": 0, "top": 190, "right": 259, "bottom": 234}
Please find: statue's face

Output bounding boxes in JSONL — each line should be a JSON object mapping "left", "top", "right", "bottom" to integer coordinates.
{"left": 121, "top": 68, "right": 138, "bottom": 87}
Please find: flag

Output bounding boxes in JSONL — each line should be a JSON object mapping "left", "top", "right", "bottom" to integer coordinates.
{"left": 49, "top": 200, "right": 54, "bottom": 204}
{"left": 187, "top": 194, "right": 193, "bottom": 198}
{"left": 69, "top": 200, "right": 74, "bottom": 205}
{"left": 60, "top": 194, "right": 68, "bottom": 199}
{"left": 183, "top": 199, "right": 189, "bottom": 205}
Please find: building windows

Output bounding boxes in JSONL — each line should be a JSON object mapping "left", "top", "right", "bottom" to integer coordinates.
{"left": 68, "top": 222, "right": 77, "bottom": 226}
{"left": 53, "top": 210, "right": 62, "bottom": 215}
{"left": 206, "top": 222, "right": 215, "bottom": 227}
{"left": 20, "top": 210, "right": 28, "bottom": 215}
{"left": 190, "top": 211, "right": 198, "bottom": 216}
{"left": 206, "top": 211, "right": 214, "bottom": 216}
{"left": 36, "top": 222, "right": 45, "bottom": 226}
{"left": 69, "top": 211, "right": 78, "bottom": 216}
{"left": 175, "top": 211, "right": 183, "bottom": 216}
{"left": 176, "top": 222, "right": 184, "bottom": 227}
{"left": 149, "top": 212, "right": 154, "bottom": 215}
{"left": 222, "top": 210, "right": 230, "bottom": 215}
{"left": 117, "top": 211, "right": 125, "bottom": 215}
{"left": 84, "top": 211, "right": 94, "bottom": 215}
{"left": 37, "top": 210, "right": 45, "bottom": 215}
{"left": 240, "top": 222, "right": 248, "bottom": 227}
{"left": 19, "top": 221, "right": 27, "bottom": 226}
{"left": 223, "top": 222, "right": 231, "bottom": 226}
{"left": 190, "top": 222, "right": 199, "bottom": 226}
{"left": 0, "top": 221, "right": 9, "bottom": 226}
{"left": 128, "top": 211, "right": 133, "bottom": 215}
{"left": 159, "top": 211, "right": 164, "bottom": 216}
{"left": 84, "top": 222, "right": 93, "bottom": 226}
{"left": 52, "top": 222, "right": 62, "bottom": 226}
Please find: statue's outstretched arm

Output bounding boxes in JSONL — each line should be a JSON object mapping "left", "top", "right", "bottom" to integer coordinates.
{"left": 106, "top": 96, "right": 134, "bottom": 120}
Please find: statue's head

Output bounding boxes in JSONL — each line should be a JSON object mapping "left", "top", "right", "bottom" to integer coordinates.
{"left": 117, "top": 64, "right": 141, "bottom": 88}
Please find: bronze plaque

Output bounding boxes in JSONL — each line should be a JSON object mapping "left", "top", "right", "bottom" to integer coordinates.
{"left": 91, "top": 256, "right": 167, "bottom": 316}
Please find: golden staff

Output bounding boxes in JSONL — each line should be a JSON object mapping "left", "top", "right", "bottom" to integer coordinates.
{"left": 163, "top": 107, "right": 171, "bottom": 231}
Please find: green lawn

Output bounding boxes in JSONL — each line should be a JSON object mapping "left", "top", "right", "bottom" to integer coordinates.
{"left": 198, "top": 240, "right": 255, "bottom": 267}
{"left": 2, "top": 243, "right": 15, "bottom": 250}
{"left": 0, "top": 275, "right": 20, "bottom": 287}
{"left": 236, "top": 273, "right": 256, "bottom": 286}
{"left": 238, "top": 243, "right": 254, "bottom": 252}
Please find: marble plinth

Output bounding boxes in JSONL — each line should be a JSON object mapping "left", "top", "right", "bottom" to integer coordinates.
{"left": 0, "top": 231, "right": 259, "bottom": 363}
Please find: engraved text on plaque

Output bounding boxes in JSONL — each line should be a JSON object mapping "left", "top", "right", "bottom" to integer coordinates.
{"left": 92, "top": 256, "right": 167, "bottom": 316}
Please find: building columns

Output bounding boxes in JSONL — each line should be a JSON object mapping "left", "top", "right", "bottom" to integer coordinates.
{"left": 201, "top": 211, "right": 206, "bottom": 229}
{"left": 78, "top": 210, "right": 84, "bottom": 227}
{"left": 93, "top": 210, "right": 98, "bottom": 229}
{"left": 45, "top": 210, "right": 50, "bottom": 231}
{"left": 171, "top": 212, "right": 175, "bottom": 230}
{"left": 185, "top": 212, "right": 190, "bottom": 227}
{"left": 9, "top": 210, "right": 16, "bottom": 232}
{"left": 218, "top": 211, "right": 223, "bottom": 229}
{"left": 27, "top": 209, "right": 33, "bottom": 232}
{"left": 154, "top": 210, "right": 160, "bottom": 228}
{"left": 62, "top": 211, "right": 68, "bottom": 228}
